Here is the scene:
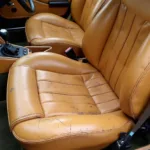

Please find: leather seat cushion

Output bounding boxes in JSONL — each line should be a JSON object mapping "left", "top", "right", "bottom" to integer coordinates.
{"left": 7, "top": 52, "right": 133, "bottom": 149}
{"left": 26, "top": 13, "right": 84, "bottom": 55}
{"left": 36, "top": 70, "right": 120, "bottom": 116}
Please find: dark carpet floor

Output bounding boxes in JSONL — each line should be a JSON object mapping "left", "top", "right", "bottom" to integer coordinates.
{"left": 0, "top": 101, "right": 21, "bottom": 150}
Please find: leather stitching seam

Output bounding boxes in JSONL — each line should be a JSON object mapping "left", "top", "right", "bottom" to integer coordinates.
{"left": 13, "top": 120, "right": 132, "bottom": 143}
{"left": 37, "top": 80, "right": 84, "bottom": 87}
{"left": 39, "top": 91, "right": 115, "bottom": 97}
{"left": 114, "top": 20, "right": 146, "bottom": 91}
{"left": 96, "top": 98, "right": 119, "bottom": 105}
{"left": 81, "top": 75, "right": 100, "bottom": 112}
{"left": 129, "top": 63, "right": 150, "bottom": 118}
{"left": 109, "top": 13, "right": 136, "bottom": 82}
{"left": 41, "top": 101, "right": 95, "bottom": 105}
{"left": 11, "top": 113, "right": 44, "bottom": 130}
{"left": 37, "top": 80, "right": 107, "bottom": 89}
{"left": 92, "top": 91, "right": 113, "bottom": 97}
{"left": 35, "top": 72, "right": 46, "bottom": 116}
{"left": 38, "top": 92, "right": 90, "bottom": 97}
{"left": 87, "top": 83, "right": 107, "bottom": 89}
{"left": 31, "top": 38, "right": 82, "bottom": 47}
{"left": 98, "top": 1, "right": 122, "bottom": 67}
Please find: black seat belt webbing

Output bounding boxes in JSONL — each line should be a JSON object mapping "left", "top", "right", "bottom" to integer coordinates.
{"left": 130, "top": 102, "right": 150, "bottom": 136}
{"left": 114, "top": 102, "right": 150, "bottom": 150}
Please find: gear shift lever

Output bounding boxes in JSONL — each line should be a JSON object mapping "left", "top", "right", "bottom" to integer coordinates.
{"left": 0, "top": 29, "right": 9, "bottom": 43}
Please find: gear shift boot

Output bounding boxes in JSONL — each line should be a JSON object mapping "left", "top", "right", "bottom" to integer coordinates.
{"left": 2, "top": 44, "right": 19, "bottom": 56}
{"left": 0, "top": 44, "right": 29, "bottom": 58}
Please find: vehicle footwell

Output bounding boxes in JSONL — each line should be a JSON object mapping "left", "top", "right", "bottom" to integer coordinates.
{"left": 0, "top": 101, "right": 21, "bottom": 150}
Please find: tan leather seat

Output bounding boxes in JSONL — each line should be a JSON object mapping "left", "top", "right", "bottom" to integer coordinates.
{"left": 7, "top": 0, "right": 150, "bottom": 149}
{"left": 25, "top": 0, "right": 104, "bottom": 55}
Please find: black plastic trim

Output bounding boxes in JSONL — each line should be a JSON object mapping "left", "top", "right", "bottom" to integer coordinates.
{"left": 7, "top": 27, "right": 25, "bottom": 31}
{"left": 6, "top": 27, "right": 26, "bottom": 43}
{"left": 0, "top": 44, "right": 29, "bottom": 58}
{"left": 49, "top": 0, "right": 70, "bottom": 7}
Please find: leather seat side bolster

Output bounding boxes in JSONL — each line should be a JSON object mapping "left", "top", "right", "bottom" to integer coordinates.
{"left": 7, "top": 66, "right": 44, "bottom": 129}
{"left": 26, "top": 13, "right": 82, "bottom": 29}
{"left": 120, "top": 36, "right": 150, "bottom": 119}
{"left": 26, "top": 13, "right": 84, "bottom": 43}
{"left": 25, "top": 19, "right": 45, "bottom": 42}
{"left": 12, "top": 52, "right": 97, "bottom": 75}
{"left": 13, "top": 111, "right": 134, "bottom": 150}
{"left": 30, "top": 37, "right": 83, "bottom": 47}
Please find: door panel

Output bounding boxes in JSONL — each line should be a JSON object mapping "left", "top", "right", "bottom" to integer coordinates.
{"left": 0, "top": 0, "right": 69, "bottom": 19}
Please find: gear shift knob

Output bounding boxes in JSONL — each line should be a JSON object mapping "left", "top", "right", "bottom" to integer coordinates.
{"left": 0, "top": 29, "right": 9, "bottom": 42}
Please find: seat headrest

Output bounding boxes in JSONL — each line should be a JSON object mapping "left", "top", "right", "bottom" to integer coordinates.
{"left": 122, "top": 0, "right": 150, "bottom": 22}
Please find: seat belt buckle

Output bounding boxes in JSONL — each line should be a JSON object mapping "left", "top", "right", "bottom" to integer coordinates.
{"left": 65, "top": 47, "right": 88, "bottom": 63}
{"left": 107, "top": 132, "right": 132, "bottom": 150}
{"left": 65, "top": 47, "right": 78, "bottom": 60}
{"left": 79, "top": 58, "right": 88, "bottom": 63}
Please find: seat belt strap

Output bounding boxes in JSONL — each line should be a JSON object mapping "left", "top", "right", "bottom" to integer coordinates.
{"left": 130, "top": 101, "right": 150, "bottom": 135}
{"left": 114, "top": 102, "right": 150, "bottom": 150}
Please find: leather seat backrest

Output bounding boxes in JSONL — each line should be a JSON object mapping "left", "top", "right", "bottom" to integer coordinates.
{"left": 83, "top": 0, "right": 150, "bottom": 119}
{"left": 71, "top": 0, "right": 105, "bottom": 31}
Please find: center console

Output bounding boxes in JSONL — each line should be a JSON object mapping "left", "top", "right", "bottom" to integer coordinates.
{"left": 0, "top": 29, "right": 29, "bottom": 58}
{"left": 0, "top": 43, "right": 29, "bottom": 58}
{"left": 0, "top": 45, "right": 51, "bottom": 73}
{"left": 0, "top": 29, "right": 52, "bottom": 73}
